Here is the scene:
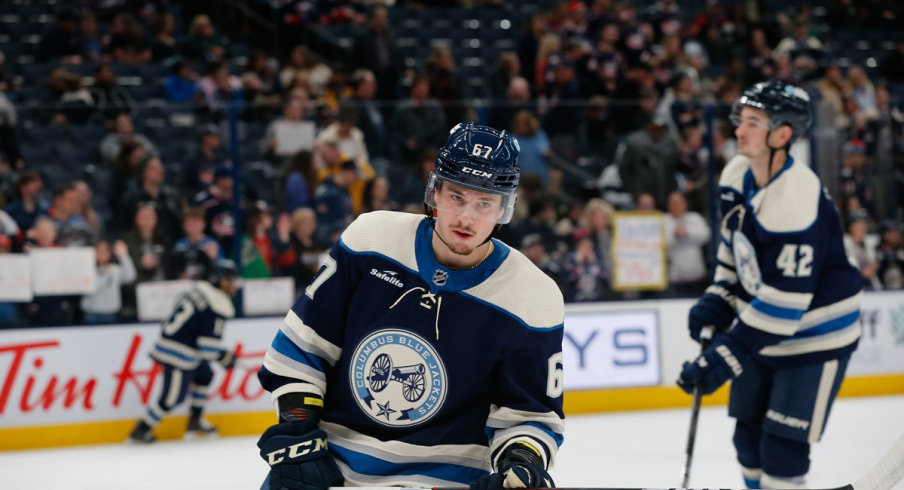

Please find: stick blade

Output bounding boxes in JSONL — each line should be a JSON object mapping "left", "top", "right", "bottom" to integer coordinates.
{"left": 853, "top": 433, "right": 904, "bottom": 490}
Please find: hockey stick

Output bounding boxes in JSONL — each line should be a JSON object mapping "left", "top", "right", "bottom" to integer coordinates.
{"left": 323, "top": 430, "right": 904, "bottom": 490}
{"left": 679, "top": 325, "right": 714, "bottom": 488}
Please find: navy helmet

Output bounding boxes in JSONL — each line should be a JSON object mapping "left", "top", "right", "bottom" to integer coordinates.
{"left": 730, "top": 79, "right": 813, "bottom": 145}
{"left": 207, "top": 258, "right": 239, "bottom": 287}
{"left": 425, "top": 122, "right": 521, "bottom": 224}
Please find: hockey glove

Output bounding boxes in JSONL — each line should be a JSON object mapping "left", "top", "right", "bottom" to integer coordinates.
{"left": 688, "top": 293, "right": 736, "bottom": 343}
{"left": 258, "top": 400, "right": 343, "bottom": 490}
{"left": 678, "top": 335, "right": 749, "bottom": 396}
{"left": 470, "top": 442, "right": 554, "bottom": 490}
{"left": 218, "top": 349, "right": 237, "bottom": 369}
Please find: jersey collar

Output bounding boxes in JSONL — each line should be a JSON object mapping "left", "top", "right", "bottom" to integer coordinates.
{"left": 743, "top": 155, "right": 795, "bottom": 201}
{"left": 414, "top": 218, "right": 509, "bottom": 293}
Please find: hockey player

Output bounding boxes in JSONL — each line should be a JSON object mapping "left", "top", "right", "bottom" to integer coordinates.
{"left": 128, "top": 258, "right": 241, "bottom": 443}
{"left": 678, "top": 80, "right": 863, "bottom": 489}
{"left": 256, "top": 122, "right": 565, "bottom": 490}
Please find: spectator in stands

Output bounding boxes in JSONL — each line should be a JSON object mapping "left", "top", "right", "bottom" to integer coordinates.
{"left": 242, "top": 49, "right": 283, "bottom": 115}
{"left": 314, "top": 159, "right": 357, "bottom": 244}
{"left": 520, "top": 233, "right": 564, "bottom": 289}
{"left": 147, "top": 11, "right": 179, "bottom": 63}
{"left": 745, "top": 28, "right": 774, "bottom": 85}
{"left": 185, "top": 14, "right": 229, "bottom": 62}
{"left": 588, "top": 23, "right": 626, "bottom": 97}
{"left": 488, "top": 77, "right": 536, "bottom": 131}
{"left": 45, "top": 182, "right": 96, "bottom": 247}
{"left": 489, "top": 52, "right": 522, "bottom": 100}
{"left": 317, "top": 105, "right": 370, "bottom": 170}
{"left": 359, "top": 176, "right": 396, "bottom": 215}
{"left": 73, "top": 180, "right": 104, "bottom": 239}
{"left": 108, "top": 140, "right": 147, "bottom": 219}
{"left": 280, "top": 45, "right": 332, "bottom": 99}
{"left": 655, "top": 72, "right": 703, "bottom": 139}
{"left": 617, "top": 115, "right": 679, "bottom": 209}
{"left": 391, "top": 149, "right": 436, "bottom": 209}
{"left": 511, "top": 197, "right": 559, "bottom": 254}
{"left": 773, "top": 19, "right": 824, "bottom": 79}
{"left": 100, "top": 113, "right": 159, "bottom": 165}
{"left": 426, "top": 46, "right": 466, "bottom": 125}
{"left": 876, "top": 221, "right": 904, "bottom": 289}
{"left": 511, "top": 110, "right": 553, "bottom": 187}
{"left": 534, "top": 33, "right": 562, "bottom": 94}
{"left": 0, "top": 234, "right": 17, "bottom": 324}
{"left": 0, "top": 208, "right": 19, "bottom": 251}
{"left": 349, "top": 69, "right": 390, "bottom": 165}
{"left": 836, "top": 94, "right": 874, "bottom": 143}
{"left": 119, "top": 157, "right": 184, "bottom": 243}
{"left": 847, "top": 65, "right": 879, "bottom": 117}
{"left": 676, "top": 126, "right": 708, "bottom": 212}
{"left": 198, "top": 61, "right": 244, "bottom": 121}
{"left": 23, "top": 217, "right": 78, "bottom": 325}
{"left": 281, "top": 150, "right": 316, "bottom": 214}
{"left": 635, "top": 192, "right": 657, "bottom": 211}
{"left": 46, "top": 68, "right": 95, "bottom": 125}
{"left": 91, "top": 64, "right": 137, "bottom": 121}
{"left": 4, "top": 171, "right": 49, "bottom": 234}
{"left": 579, "top": 95, "right": 617, "bottom": 159}
{"left": 80, "top": 239, "right": 136, "bottom": 324}
{"left": 579, "top": 198, "right": 614, "bottom": 281}
{"left": 105, "top": 13, "right": 151, "bottom": 65}
{"left": 562, "top": 227, "right": 608, "bottom": 302}
{"left": 838, "top": 139, "right": 874, "bottom": 216}
{"left": 183, "top": 123, "right": 228, "bottom": 198}
{"left": 195, "top": 166, "right": 241, "bottom": 257}
{"left": 122, "top": 203, "right": 170, "bottom": 319}
{"left": 283, "top": 207, "right": 326, "bottom": 292}
{"left": 844, "top": 210, "right": 881, "bottom": 290}
{"left": 80, "top": 12, "right": 103, "bottom": 63}
{"left": 165, "top": 61, "right": 201, "bottom": 103}
{"left": 37, "top": 10, "right": 83, "bottom": 63}
{"left": 817, "top": 64, "right": 850, "bottom": 118}
{"left": 314, "top": 134, "right": 373, "bottom": 215}
{"left": 261, "top": 98, "right": 317, "bottom": 166}
{"left": 541, "top": 56, "right": 584, "bottom": 138}
{"left": 169, "top": 207, "right": 220, "bottom": 280}
{"left": 350, "top": 6, "right": 403, "bottom": 103}
{"left": 881, "top": 41, "right": 904, "bottom": 84}
{"left": 391, "top": 74, "right": 447, "bottom": 167}
{"left": 240, "top": 202, "right": 292, "bottom": 279}
{"left": 663, "top": 191, "right": 710, "bottom": 296}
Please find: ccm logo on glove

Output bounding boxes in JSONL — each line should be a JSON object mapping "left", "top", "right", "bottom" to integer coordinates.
{"left": 266, "top": 437, "right": 328, "bottom": 465}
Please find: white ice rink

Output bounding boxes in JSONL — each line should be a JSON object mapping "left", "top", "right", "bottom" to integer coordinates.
{"left": 1, "top": 395, "right": 902, "bottom": 490}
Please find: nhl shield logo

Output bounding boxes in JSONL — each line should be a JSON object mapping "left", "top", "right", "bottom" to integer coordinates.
{"left": 349, "top": 329, "right": 448, "bottom": 427}
{"left": 432, "top": 269, "right": 449, "bottom": 286}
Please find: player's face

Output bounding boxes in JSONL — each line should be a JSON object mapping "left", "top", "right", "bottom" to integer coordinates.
{"left": 735, "top": 107, "right": 771, "bottom": 158}
{"left": 433, "top": 182, "right": 502, "bottom": 256}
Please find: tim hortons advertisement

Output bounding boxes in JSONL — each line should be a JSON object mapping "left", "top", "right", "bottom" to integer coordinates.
{"left": 0, "top": 318, "right": 282, "bottom": 429}
{"left": 561, "top": 309, "right": 661, "bottom": 390}
{"left": 848, "top": 291, "right": 904, "bottom": 376}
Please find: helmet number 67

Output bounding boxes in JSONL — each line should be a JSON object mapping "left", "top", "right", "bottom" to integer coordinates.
{"left": 471, "top": 144, "right": 493, "bottom": 158}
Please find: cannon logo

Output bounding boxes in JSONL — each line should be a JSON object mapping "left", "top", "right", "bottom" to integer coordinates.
{"left": 349, "top": 329, "right": 447, "bottom": 427}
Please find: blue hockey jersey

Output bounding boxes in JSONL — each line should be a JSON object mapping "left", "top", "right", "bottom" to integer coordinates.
{"left": 712, "top": 155, "right": 862, "bottom": 367}
{"left": 258, "top": 211, "right": 565, "bottom": 487}
{"left": 149, "top": 281, "right": 235, "bottom": 370}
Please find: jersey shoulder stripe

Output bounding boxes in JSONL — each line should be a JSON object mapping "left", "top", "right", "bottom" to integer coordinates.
{"left": 464, "top": 244, "right": 565, "bottom": 330}
{"left": 195, "top": 281, "right": 235, "bottom": 318}
{"left": 751, "top": 160, "right": 821, "bottom": 233}
{"left": 719, "top": 155, "right": 751, "bottom": 192}
{"left": 339, "top": 211, "right": 421, "bottom": 272}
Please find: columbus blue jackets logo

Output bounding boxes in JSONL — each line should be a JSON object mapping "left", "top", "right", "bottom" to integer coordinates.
{"left": 733, "top": 231, "right": 762, "bottom": 295}
{"left": 349, "top": 329, "right": 448, "bottom": 427}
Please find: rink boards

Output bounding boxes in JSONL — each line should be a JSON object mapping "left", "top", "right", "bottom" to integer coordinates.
{"left": 1, "top": 292, "right": 903, "bottom": 451}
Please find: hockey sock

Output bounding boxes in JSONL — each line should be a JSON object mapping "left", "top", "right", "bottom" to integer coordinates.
{"left": 761, "top": 473, "right": 807, "bottom": 489}
{"left": 741, "top": 465, "right": 762, "bottom": 489}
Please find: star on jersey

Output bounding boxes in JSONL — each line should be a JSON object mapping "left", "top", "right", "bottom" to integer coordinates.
{"left": 375, "top": 401, "right": 397, "bottom": 420}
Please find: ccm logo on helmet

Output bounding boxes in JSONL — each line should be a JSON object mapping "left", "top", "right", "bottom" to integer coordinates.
{"left": 461, "top": 167, "right": 494, "bottom": 179}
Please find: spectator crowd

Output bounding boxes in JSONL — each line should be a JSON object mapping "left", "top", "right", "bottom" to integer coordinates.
{"left": 1, "top": 0, "right": 904, "bottom": 325}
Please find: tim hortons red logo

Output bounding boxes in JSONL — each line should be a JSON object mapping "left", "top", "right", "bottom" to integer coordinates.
{"left": 0, "top": 335, "right": 266, "bottom": 415}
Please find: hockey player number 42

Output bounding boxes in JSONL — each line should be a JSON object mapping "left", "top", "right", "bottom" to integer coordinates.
{"left": 776, "top": 244, "right": 814, "bottom": 277}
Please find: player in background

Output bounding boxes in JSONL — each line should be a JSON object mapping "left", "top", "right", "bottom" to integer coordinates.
{"left": 678, "top": 80, "right": 863, "bottom": 489}
{"left": 128, "top": 258, "right": 241, "bottom": 443}
{"left": 255, "top": 122, "right": 565, "bottom": 490}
